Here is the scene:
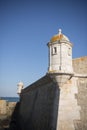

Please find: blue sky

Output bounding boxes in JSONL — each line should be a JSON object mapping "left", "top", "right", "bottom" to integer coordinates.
{"left": 0, "top": 0, "right": 87, "bottom": 97}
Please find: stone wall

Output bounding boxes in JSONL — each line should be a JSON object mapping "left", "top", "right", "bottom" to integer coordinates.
{"left": 0, "top": 100, "right": 16, "bottom": 116}
{"left": 57, "top": 77, "right": 81, "bottom": 130}
{"left": 0, "top": 100, "right": 7, "bottom": 115}
{"left": 72, "top": 56, "right": 87, "bottom": 74}
{"left": 0, "top": 56, "right": 87, "bottom": 130}
{"left": 72, "top": 56, "right": 87, "bottom": 130}
{"left": 57, "top": 76, "right": 87, "bottom": 130}
{"left": 0, "top": 100, "right": 16, "bottom": 129}
{"left": 57, "top": 56, "right": 87, "bottom": 130}
{"left": 74, "top": 78, "right": 87, "bottom": 130}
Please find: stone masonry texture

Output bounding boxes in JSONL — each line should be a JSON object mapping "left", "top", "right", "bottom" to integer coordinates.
{"left": 74, "top": 78, "right": 87, "bottom": 130}
{"left": 72, "top": 56, "right": 87, "bottom": 74}
{"left": 73, "top": 56, "right": 87, "bottom": 130}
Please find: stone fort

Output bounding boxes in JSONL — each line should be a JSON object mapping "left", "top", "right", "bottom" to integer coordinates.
{"left": 16, "top": 29, "right": 87, "bottom": 130}
{"left": 0, "top": 29, "right": 87, "bottom": 130}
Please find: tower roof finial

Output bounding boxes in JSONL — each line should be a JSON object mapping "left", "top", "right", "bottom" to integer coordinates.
{"left": 58, "top": 29, "right": 62, "bottom": 34}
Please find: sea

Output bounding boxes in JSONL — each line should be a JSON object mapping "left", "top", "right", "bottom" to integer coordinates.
{"left": 0, "top": 97, "right": 19, "bottom": 102}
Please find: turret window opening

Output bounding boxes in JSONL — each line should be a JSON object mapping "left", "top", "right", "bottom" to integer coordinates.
{"left": 68, "top": 47, "right": 71, "bottom": 56}
{"left": 52, "top": 47, "right": 57, "bottom": 55}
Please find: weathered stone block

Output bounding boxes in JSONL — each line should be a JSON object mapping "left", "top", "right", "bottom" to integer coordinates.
{"left": 0, "top": 100, "right": 7, "bottom": 115}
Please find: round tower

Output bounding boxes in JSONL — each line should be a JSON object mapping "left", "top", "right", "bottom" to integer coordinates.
{"left": 47, "top": 29, "right": 73, "bottom": 87}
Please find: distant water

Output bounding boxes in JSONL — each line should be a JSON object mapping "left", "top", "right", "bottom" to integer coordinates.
{"left": 0, "top": 97, "right": 19, "bottom": 102}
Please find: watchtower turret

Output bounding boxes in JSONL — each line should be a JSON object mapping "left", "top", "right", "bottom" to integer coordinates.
{"left": 47, "top": 29, "right": 73, "bottom": 87}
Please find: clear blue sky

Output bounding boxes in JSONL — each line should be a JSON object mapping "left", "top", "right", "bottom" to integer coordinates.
{"left": 0, "top": 0, "right": 87, "bottom": 97}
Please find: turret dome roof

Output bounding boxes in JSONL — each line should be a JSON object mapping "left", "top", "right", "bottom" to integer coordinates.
{"left": 50, "top": 29, "right": 70, "bottom": 42}
{"left": 17, "top": 81, "right": 24, "bottom": 87}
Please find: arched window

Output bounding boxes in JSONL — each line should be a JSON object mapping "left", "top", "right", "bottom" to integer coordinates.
{"left": 52, "top": 47, "right": 57, "bottom": 55}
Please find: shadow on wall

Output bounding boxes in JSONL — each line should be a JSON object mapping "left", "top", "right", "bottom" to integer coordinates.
{"left": 0, "top": 117, "right": 10, "bottom": 130}
{"left": 4, "top": 75, "right": 60, "bottom": 130}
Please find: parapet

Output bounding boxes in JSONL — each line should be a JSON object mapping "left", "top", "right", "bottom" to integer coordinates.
{"left": 73, "top": 56, "right": 87, "bottom": 74}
